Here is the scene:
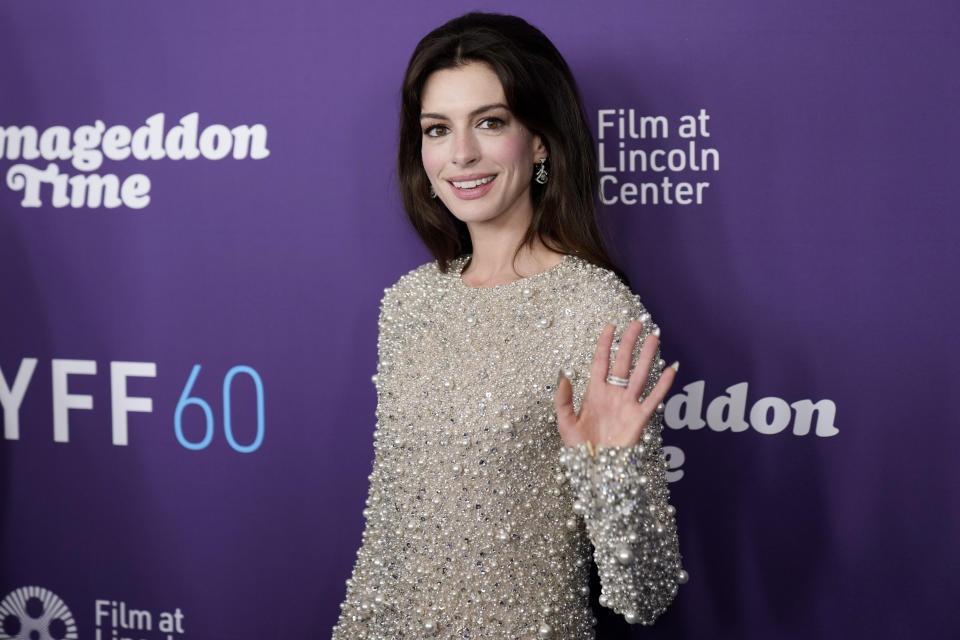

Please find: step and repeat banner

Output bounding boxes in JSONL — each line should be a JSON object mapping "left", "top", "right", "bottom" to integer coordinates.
{"left": 1, "top": 2, "right": 957, "bottom": 639}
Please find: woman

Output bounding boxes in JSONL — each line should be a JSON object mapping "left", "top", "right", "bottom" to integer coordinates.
{"left": 332, "top": 12, "right": 686, "bottom": 639}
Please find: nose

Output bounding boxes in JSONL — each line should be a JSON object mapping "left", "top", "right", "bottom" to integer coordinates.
{"left": 451, "top": 130, "right": 480, "bottom": 167}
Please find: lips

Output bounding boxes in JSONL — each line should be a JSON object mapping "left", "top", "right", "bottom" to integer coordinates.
{"left": 450, "top": 175, "right": 495, "bottom": 189}
{"left": 447, "top": 174, "right": 497, "bottom": 200}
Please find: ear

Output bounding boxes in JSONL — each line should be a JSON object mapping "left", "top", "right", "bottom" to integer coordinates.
{"left": 531, "top": 133, "right": 548, "bottom": 160}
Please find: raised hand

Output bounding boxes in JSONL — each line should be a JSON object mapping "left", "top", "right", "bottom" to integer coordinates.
{"left": 554, "top": 321, "right": 678, "bottom": 448}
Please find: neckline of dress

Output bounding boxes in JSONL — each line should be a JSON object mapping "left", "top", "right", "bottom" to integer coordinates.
{"left": 452, "top": 253, "right": 570, "bottom": 291}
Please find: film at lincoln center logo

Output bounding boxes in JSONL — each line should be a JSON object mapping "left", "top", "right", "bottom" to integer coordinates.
{"left": 0, "top": 586, "right": 78, "bottom": 640}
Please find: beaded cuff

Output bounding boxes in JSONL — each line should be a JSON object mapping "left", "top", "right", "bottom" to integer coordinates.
{"left": 559, "top": 429, "right": 687, "bottom": 625}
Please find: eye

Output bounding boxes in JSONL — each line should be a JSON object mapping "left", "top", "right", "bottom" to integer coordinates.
{"left": 423, "top": 124, "right": 448, "bottom": 137}
{"left": 478, "top": 117, "right": 505, "bottom": 130}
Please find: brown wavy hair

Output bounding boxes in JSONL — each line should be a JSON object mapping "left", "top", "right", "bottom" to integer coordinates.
{"left": 397, "top": 12, "right": 626, "bottom": 281}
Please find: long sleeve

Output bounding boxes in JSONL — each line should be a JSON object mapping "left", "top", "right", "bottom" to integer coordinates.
{"left": 558, "top": 289, "right": 687, "bottom": 625}
{"left": 334, "top": 256, "right": 682, "bottom": 638}
{"left": 331, "top": 289, "right": 403, "bottom": 638}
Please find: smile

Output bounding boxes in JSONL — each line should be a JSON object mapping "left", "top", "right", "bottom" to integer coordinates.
{"left": 450, "top": 175, "right": 495, "bottom": 189}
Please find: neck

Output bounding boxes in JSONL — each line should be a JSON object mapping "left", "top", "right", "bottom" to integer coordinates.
{"left": 462, "top": 218, "right": 565, "bottom": 287}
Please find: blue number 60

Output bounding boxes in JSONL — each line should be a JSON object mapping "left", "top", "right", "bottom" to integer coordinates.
{"left": 174, "top": 364, "right": 265, "bottom": 453}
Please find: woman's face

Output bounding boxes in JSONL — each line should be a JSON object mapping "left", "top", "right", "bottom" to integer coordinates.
{"left": 419, "top": 62, "right": 546, "bottom": 231}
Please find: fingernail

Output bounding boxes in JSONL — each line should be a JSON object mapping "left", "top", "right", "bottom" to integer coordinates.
{"left": 669, "top": 361, "right": 680, "bottom": 372}
{"left": 557, "top": 368, "right": 564, "bottom": 387}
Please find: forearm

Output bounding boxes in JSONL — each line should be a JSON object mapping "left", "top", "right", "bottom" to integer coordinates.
{"left": 559, "top": 416, "right": 687, "bottom": 625}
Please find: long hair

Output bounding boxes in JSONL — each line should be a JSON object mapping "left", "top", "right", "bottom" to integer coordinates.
{"left": 397, "top": 12, "right": 626, "bottom": 281}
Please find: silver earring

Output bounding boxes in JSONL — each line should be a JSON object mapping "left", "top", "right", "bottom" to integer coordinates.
{"left": 534, "top": 158, "right": 548, "bottom": 185}
{"left": 429, "top": 184, "right": 437, "bottom": 198}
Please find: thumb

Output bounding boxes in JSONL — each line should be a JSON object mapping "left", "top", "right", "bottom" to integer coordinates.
{"left": 553, "top": 370, "right": 578, "bottom": 439}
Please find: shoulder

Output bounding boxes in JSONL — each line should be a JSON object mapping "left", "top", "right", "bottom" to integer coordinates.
{"left": 561, "top": 256, "right": 648, "bottom": 324}
{"left": 379, "top": 258, "right": 450, "bottom": 311}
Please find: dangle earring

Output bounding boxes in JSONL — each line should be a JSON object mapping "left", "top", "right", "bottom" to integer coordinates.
{"left": 534, "top": 157, "right": 549, "bottom": 185}
{"left": 429, "top": 184, "right": 437, "bottom": 198}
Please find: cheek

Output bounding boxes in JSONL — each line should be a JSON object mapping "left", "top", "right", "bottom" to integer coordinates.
{"left": 421, "top": 144, "right": 443, "bottom": 176}
{"left": 494, "top": 134, "right": 535, "bottom": 169}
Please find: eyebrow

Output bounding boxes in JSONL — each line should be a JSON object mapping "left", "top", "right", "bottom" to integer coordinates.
{"left": 419, "top": 103, "right": 510, "bottom": 121}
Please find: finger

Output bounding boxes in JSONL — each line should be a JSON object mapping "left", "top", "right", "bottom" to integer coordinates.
{"left": 626, "top": 333, "right": 659, "bottom": 399}
{"left": 588, "top": 324, "right": 616, "bottom": 386}
{"left": 641, "top": 359, "right": 677, "bottom": 410}
{"left": 553, "top": 371, "right": 580, "bottom": 444}
{"left": 610, "top": 320, "right": 644, "bottom": 379}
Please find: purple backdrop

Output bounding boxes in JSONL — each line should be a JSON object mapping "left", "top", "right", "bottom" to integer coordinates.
{"left": 1, "top": 1, "right": 958, "bottom": 639}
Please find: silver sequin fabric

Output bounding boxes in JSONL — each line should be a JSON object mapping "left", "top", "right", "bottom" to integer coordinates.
{"left": 332, "top": 254, "right": 684, "bottom": 639}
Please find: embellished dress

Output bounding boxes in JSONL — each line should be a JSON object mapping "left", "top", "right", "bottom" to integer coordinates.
{"left": 331, "top": 254, "right": 685, "bottom": 639}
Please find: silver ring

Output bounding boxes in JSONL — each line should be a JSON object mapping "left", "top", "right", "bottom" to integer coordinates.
{"left": 606, "top": 375, "right": 629, "bottom": 387}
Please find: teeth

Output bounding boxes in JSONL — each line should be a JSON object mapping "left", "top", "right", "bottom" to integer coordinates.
{"left": 452, "top": 176, "right": 495, "bottom": 189}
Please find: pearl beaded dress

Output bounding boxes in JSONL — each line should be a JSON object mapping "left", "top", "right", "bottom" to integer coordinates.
{"left": 332, "top": 254, "right": 685, "bottom": 639}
